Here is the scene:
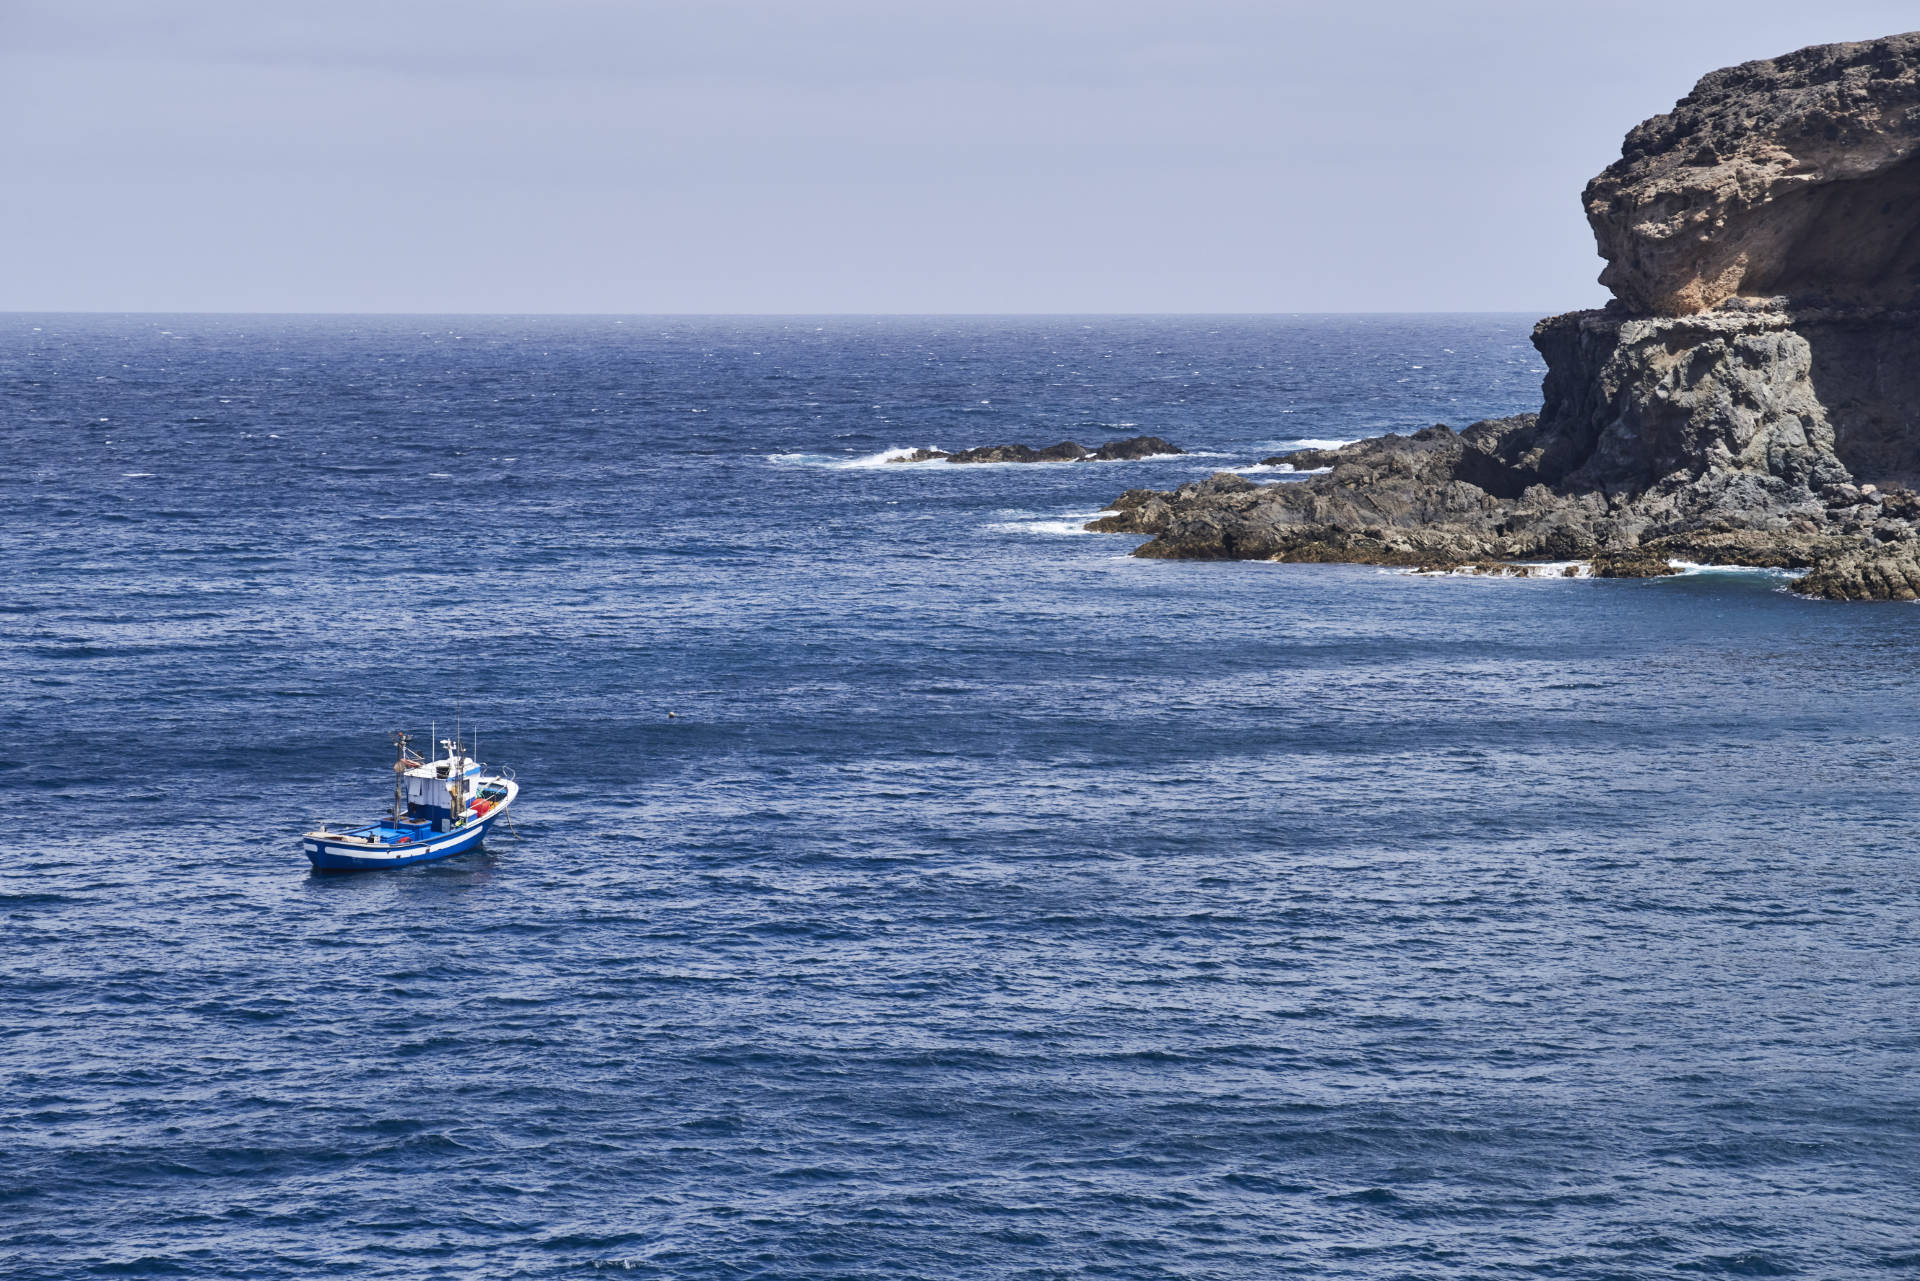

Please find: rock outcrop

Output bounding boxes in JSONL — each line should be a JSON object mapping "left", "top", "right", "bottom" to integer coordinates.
{"left": 1087, "top": 435, "right": 1184, "bottom": 461}
{"left": 1093, "top": 32, "right": 1920, "bottom": 600}
{"left": 891, "top": 435, "right": 1184, "bottom": 464}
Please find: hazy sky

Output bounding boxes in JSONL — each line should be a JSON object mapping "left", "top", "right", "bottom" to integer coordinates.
{"left": 6, "top": 1, "right": 1918, "bottom": 313}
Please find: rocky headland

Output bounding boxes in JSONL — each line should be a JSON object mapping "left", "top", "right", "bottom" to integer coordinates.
{"left": 893, "top": 435, "right": 1184, "bottom": 464}
{"left": 1092, "top": 32, "right": 1920, "bottom": 600}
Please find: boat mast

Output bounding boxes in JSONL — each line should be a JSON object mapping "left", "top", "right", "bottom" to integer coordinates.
{"left": 447, "top": 705, "right": 466, "bottom": 826}
{"left": 390, "top": 729, "right": 411, "bottom": 824}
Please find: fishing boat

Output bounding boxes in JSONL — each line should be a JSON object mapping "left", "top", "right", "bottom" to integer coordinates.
{"left": 303, "top": 728, "right": 518, "bottom": 872}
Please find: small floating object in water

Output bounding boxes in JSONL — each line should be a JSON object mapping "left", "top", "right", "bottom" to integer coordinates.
{"left": 303, "top": 728, "right": 518, "bottom": 872}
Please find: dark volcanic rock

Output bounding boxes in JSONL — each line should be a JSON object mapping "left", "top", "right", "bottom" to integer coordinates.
{"left": 1094, "top": 421, "right": 1612, "bottom": 566}
{"left": 1795, "top": 540, "right": 1920, "bottom": 599}
{"left": 885, "top": 448, "right": 951, "bottom": 463}
{"left": 935, "top": 435, "right": 1185, "bottom": 464}
{"left": 947, "top": 441, "right": 1092, "bottom": 464}
{"left": 1590, "top": 551, "right": 1682, "bottom": 578}
{"left": 1089, "top": 435, "right": 1185, "bottom": 460}
{"left": 1090, "top": 32, "right": 1920, "bottom": 600}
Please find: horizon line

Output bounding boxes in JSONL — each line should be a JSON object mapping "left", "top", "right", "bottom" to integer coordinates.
{"left": 1, "top": 307, "right": 1570, "bottom": 319}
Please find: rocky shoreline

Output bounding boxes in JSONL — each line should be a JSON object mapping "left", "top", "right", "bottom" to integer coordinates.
{"left": 1091, "top": 32, "right": 1920, "bottom": 601}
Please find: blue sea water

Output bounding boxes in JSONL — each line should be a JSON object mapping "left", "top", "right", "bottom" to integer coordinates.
{"left": 6, "top": 314, "right": 1920, "bottom": 1280}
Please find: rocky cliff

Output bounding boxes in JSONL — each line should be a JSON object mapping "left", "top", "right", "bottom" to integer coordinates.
{"left": 1588, "top": 33, "right": 1920, "bottom": 317}
{"left": 1095, "top": 33, "right": 1920, "bottom": 599}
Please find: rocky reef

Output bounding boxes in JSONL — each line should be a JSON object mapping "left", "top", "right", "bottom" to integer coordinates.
{"left": 893, "top": 435, "right": 1183, "bottom": 464}
{"left": 1093, "top": 32, "right": 1920, "bottom": 599}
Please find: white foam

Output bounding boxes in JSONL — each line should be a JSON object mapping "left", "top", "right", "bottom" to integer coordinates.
{"left": 1398, "top": 559, "right": 1807, "bottom": 583}
{"left": 1668, "top": 561, "right": 1801, "bottom": 578}
{"left": 120, "top": 472, "right": 154, "bottom": 478}
{"left": 1269, "top": 438, "right": 1356, "bottom": 451}
{"left": 767, "top": 446, "right": 945, "bottom": 469}
{"left": 1234, "top": 462, "right": 1330, "bottom": 476}
{"left": 1397, "top": 561, "right": 1592, "bottom": 580}
{"left": 984, "top": 510, "right": 1117, "bottom": 537}
{"left": 843, "top": 446, "right": 945, "bottom": 469}
{"left": 768, "top": 446, "right": 1202, "bottom": 472}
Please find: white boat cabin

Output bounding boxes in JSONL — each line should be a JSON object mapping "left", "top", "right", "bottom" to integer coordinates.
{"left": 404, "top": 754, "right": 484, "bottom": 826}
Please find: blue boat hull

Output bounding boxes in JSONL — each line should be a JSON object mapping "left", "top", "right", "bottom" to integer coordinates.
{"left": 305, "top": 812, "right": 502, "bottom": 872}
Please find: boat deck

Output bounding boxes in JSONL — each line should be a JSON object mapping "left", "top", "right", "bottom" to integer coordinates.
{"left": 343, "top": 819, "right": 436, "bottom": 846}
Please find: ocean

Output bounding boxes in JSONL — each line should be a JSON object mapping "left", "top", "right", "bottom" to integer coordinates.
{"left": 6, "top": 314, "right": 1920, "bottom": 1279}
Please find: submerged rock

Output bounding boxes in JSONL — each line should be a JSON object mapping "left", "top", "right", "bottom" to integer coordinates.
{"left": 1093, "top": 32, "right": 1920, "bottom": 601}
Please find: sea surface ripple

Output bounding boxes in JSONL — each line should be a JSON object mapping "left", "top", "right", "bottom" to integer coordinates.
{"left": 5, "top": 315, "right": 1920, "bottom": 1279}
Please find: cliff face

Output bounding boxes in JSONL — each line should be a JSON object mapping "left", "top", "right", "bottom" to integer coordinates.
{"left": 1096, "top": 32, "right": 1920, "bottom": 600}
{"left": 1586, "top": 33, "right": 1920, "bottom": 316}
{"left": 1536, "top": 305, "right": 1920, "bottom": 492}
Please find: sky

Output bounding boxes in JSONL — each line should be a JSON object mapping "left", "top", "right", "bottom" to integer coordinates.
{"left": 5, "top": 0, "right": 1919, "bottom": 314}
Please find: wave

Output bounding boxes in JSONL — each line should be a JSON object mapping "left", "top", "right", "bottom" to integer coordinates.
{"left": 1233, "top": 462, "right": 1330, "bottom": 476}
{"left": 1260, "top": 437, "right": 1357, "bottom": 452}
{"left": 765, "top": 446, "right": 940, "bottom": 470}
{"left": 1669, "top": 561, "right": 1802, "bottom": 578}
{"left": 841, "top": 446, "right": 943, "bottom": 469}
{"left": 983, "top": 509, "right": 1118, "bottom": 537}
{"left": 1396, "top": 560, "right": 1805, "bottom": 582}
{"left": 1394, "top": 561, "right": 1592, "bottom": 580}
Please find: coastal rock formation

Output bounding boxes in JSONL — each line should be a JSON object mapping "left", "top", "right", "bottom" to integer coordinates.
{"left": 1587, "top": 33, "right": 1920, "bottom": 316}
{"left": 1093, "top": 32, "right": 1920, "bottom": 600}
{"left": 891, "top": 435, "right": 1184, "bottom": 464}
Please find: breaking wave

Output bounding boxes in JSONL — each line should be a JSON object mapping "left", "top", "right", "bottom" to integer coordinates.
{"left": 1669, "top": 561, "right": 1802, "bottom": 578}
{"left": 983, "top": 509, "right": 1119, "bottom": 536}
{"left": 1233, "top": 462, "right": 1330, "bottom": 476}
{"left": 766, "top": 446, "right": 944, "bottom": 470}
{"left": 1261, "top": 437, "right": 1357, "bottom": 452}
